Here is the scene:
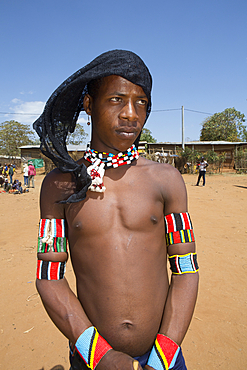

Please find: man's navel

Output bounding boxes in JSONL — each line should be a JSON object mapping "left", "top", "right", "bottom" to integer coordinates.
{"left": 121, "top": 321, "right": 134, "bottom": 330}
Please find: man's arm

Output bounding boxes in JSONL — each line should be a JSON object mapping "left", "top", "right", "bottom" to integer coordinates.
{"left": 146, "top": 167, "right": 199, "bottom": 370}
{"left": 36, "top": 278, "right": 92, "bottom": 344}
{"left": 160, "top": 168, "right": 199, "bottom": 345}
{"left": 37, "top": 171, "right": 143, "bottom": 370}
{"left": 159, "top": 249, "right": 199, "bottom": 345}
{"left": 36, "top": 170, "right": 92, "bottom": 345}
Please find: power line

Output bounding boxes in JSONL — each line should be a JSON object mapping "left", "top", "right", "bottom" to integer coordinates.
{"left": 0, "top": 111, "right": 88, "bottom": 116}
{"left": 0, "top": 108, "right": 213, "bottom": 116}
{"left": 184, "top": 108, "right": 213, "bottom": 115}
{"left": 152, "top": 108, "right": 181, "bottom": 112}
{"left": 0, "top": 112, "right": 39, "bottom": 116}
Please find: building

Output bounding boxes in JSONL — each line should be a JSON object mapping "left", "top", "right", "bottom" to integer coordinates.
{"left": 146, "top": 141, "right": 247, "bottom": 171}
{"left": 19, "top": 144, "right": 87, "bottom": 173}
{"left": 19, "top": 141, "right": 247, "bottom": 173}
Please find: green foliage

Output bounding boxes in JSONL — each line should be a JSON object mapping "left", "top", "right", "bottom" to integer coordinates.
{"left": 176, "top": 147, "right": 201, "bottom": 173}
{"left": 140, "top": 128, "right": 157, "bottom": 143}
{"left": 0, "top": 120, "right": 36, "bottom": 157}
{"left": 66, "top": 122, "right": 88, "bottom": 145}
{"left": 205, "top": 149, "right": 219, "bottom": 164}
{"left": 200, "top": 108, "right": 246, "bottom": 142}
{"left": 177, "top": 147, "right": 226, "bottom": 173}
{"left": 234, "top": 147, "right": 247, "bottom": 171}
{"left": 206, "top": 150, "right": 226, "bottom": 173}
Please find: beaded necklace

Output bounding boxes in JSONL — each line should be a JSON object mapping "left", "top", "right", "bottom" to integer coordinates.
{"left": 83, "top": 144, "right": 139, "bottom": 192}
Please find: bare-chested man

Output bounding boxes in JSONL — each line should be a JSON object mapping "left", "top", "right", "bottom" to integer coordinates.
{"left": 34, "top": 50, "right": 199, "bottom": 370}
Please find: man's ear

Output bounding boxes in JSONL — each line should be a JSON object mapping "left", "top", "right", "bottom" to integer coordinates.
{"left": 83, "top": 94, "right": 93, "bottom": 115}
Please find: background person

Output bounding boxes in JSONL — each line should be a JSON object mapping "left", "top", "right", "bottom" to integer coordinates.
{"left": 196, "top": 157, "right": 208, "bottom": 186}
{"left": 23, "top": 163, "right": 29, "bottom": 186}
{"left": 8, "top": 164, "right": 14, "bottom": 184}
{"left": 28, "top": 161, "right": 36, "bottom": 188}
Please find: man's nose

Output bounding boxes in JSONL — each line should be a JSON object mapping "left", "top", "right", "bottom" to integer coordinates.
{"left": 119, "top": 100, "right": 139, "bottom": 122}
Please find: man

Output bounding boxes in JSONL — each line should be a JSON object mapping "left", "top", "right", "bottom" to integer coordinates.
{"left": 8, "top": 164, "right": 14, "bottom": 184}
{"left": 196, "top": 157, "right": 208, "bottom": 186}
{"left": 28, "top": 161, "right": 36, "bottom": 188}
{"left": 34, "top": 50, "right": 199, "bottom": 370}
{"left": 23, "top": 163, "right": 29, "bottom": 186}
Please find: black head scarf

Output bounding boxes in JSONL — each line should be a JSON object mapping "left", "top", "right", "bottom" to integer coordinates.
{"left": 33, "top": 49, "right": 152, "bottom": 203}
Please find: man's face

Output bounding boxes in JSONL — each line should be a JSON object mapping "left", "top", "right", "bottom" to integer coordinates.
{"left": 84, "top": 75, "right": 148, "bottom": 154}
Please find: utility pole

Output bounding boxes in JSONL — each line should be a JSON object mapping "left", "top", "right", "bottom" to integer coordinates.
{"left": 182, "top": 105, "right": 185, "bottom": 150}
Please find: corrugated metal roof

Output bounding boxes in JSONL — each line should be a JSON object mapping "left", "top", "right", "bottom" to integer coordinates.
{"left": 19, "top": 144, "right": 87, "bottom": 151}
{"left": 151, "top": 141, "right": 247, "bottom": 145}
{"left": 19, "top": 145, "right": 40, "bottom": 149}
{"left": 67, "top": 144, "right": 87, "bottom": 151}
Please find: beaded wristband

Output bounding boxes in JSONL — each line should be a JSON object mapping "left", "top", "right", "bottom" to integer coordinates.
{"left": 169, "top": 253, "right": 199, "bottom": 274}
{"left": 36, "top": 260, "right": 66, "bottom": 280}
{"left": 164, "top": 213, "right": 195, "bottom": 246}
{"left": 37, "top": 219, "right": 67, "bottom": 253}
{"left": 147, "top": 334, "right": 180, "bottom": 370}
{"left": 75, "top": 326, "right": 112, "bottom": 370}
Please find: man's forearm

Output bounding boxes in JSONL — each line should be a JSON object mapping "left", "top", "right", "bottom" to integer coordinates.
{"left": 159, "top": 272, "right": 199, "bottom": 346}
{"left": 36, "top": 278, "right": 92, "bottom": 345}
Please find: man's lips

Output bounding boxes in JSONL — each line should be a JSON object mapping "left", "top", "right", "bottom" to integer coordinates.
{"left": 115, "top": 129, "right": 138, "bottom": 138}
{"left": 115, "top": 127, "right": 139, "bottom": 135}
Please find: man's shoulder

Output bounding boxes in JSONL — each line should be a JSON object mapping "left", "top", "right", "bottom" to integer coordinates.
{"left": 41, "top": 168, "right": 76, "bottom": 204}
{"left": 137, "top": 157, "right": 186, "bottom": 203}
{"left": 43, "top": 168, "right": 74, "bottom": 186}
{"left": 137, "top": 157, "right": 181, "bottom": 177}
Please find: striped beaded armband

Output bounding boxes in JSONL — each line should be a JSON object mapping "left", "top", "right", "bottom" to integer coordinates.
{"left": 36, "top": 260, "right": 66, "bottom": 280}
{"left": 37, "top": 219, "right": 67, "bottom": 253}
{"left": 164, "top": 212, "right": 195, "bottom": 246}
{"left": 75, "top": 326, "right": 112, "bottom": 370}
{"left": 147, "top": 334, "right": 180, "bottom": 370}
{"left": 169, "top": 253, "right": 199, "bottom": 274}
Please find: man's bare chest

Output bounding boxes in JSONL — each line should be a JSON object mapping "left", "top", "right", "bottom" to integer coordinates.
{"left": 65, "top": 172, "right": 164, "bottom": 237}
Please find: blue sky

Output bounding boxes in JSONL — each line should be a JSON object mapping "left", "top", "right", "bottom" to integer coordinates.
{"left": 1, "top": 0, "right": 246, "bottom": 143}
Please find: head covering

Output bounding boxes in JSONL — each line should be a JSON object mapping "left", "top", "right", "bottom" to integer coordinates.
{"left": 33, "top": 49, "right": 152, "bottom": 203}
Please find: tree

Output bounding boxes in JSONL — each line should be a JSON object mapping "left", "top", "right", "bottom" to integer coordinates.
{"left": 0, "top": 120, "right": 36, "bottom": 157}
{"left": 206, "top": 150, "right": 226, "bottom": 173}
{"left": 200, "top": 108, "right": 246, "bottom": 142}
{"left": 176, "top": 146, "right": 201, "bottom": 173}
{"left": 66, "top": 122, "right": 88, "bottom": 145}
{"left": 140, "top": 128, "right": 157, "bottom": 143}
{"left": 234, "top": 147, "right": 247, "bottom": 172}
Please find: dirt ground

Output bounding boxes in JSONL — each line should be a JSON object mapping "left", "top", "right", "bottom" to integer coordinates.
{"left": 0, "top": 170, "right": 246, "bottom": 370}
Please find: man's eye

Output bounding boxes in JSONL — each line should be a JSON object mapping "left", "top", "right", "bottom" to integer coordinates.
{"left": 137, "top": 99, "right": 147, "bottom": 106}
{"left": 110, "top": 97, "right": 121, "bottom": 102}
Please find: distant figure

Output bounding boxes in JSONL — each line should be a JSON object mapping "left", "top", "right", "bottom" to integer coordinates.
{"left": 28, "top": 162, "right": 36, "bottom": 188}
{"left": 14, "top": 181, "right": 23, "bottom": 194}
{"left": 23, "top": 164, "right": 29, "bottom": 186}
{"left": 0, "top": 176, "right": 4, "bottom": 187}
{"left": 12, "top": 179, "right": 19, "bottom": 190}
{"left": 4, "top": 163, "right": 8, "bottom": 175}
{"left": 196, "top": 157, "right": 208, "bottom": 186}
{"left": 8, "top": 164, "right": 14, "bottom": 184}
{"left": 4, "top": 179, "right": 11, "bottom": 192}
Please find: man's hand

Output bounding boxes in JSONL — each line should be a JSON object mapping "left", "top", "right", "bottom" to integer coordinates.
{"left": 96, "top": 349, "right": 143, "bottom": 370}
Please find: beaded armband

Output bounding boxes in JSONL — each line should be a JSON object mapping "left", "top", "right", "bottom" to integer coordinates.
{"left": 36, "top": 260, "right": 66, "bottom": 280}
{"left": 169, "top": 253, "right": 199, "bottom": 274}
{"left": 147, "top": 334, "right": 180, "bottom": 370}
{"left": 37, "top": 219, "right": 67, "bottom": 253}
{"left": 164, "top": 213, "right": 195, "bottom": 246}
{"left": 75, "top": 326, "right": 112, "bottom": 370}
